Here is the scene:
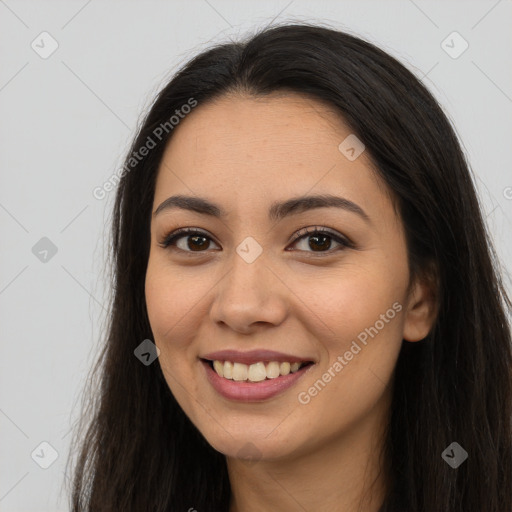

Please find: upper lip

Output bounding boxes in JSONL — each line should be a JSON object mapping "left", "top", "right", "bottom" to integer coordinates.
{"left": 201, "top": 349, "right": 315, "bottom": 365}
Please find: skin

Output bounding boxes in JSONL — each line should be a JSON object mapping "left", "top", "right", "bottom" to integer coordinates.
{"left": 145, "top": 92, "right": 436, "bottom": 512}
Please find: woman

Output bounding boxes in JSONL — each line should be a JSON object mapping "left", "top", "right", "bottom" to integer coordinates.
{"left": 66, "top": 23, "right": 512, "bottom": 511}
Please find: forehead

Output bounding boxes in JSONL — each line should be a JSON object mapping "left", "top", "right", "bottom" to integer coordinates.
{"left": 153, "top": 92, "right": 391, "bottom": 220}
{"left": 162, "top": 92, "right": 353, "bottom": 170}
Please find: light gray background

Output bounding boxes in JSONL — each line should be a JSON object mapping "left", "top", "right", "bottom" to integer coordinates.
{"left": 1, "top": 1, "right": 511, "bottom": 510}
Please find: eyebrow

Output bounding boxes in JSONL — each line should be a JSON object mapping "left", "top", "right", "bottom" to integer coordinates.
{"left": 153, "top": 193, "right": 370, "bottom": 223}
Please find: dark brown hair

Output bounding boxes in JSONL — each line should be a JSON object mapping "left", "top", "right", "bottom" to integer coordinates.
{"left": 66, "top": 22, "right": 512, "bottom": 511}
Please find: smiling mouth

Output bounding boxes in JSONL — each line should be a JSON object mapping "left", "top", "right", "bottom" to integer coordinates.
{"left": 202, "top": 359, "right": 314, "bottom": 383}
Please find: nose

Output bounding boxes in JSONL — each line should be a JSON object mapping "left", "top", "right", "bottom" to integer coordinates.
{"left": 209, "top": 250, "right": 288, "bottom": 334}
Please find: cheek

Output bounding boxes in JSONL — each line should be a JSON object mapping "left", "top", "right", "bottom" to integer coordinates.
{"left": 295, "top": 294, "right": 403, "bottom": 443}
{"left": 144, "top": 258, "right": 219, "bottom": 389}
{"left": 295, "top": 265, "right": 405, "bottom": 399}
{"left": 298, "top": 262, "right": 405, "bottom": 343}
{"left": 145, "top": 259, "right": 204, "bottom": 340}
{"left": 145, "top": 271, "right": 178, "bottom": 338}
{"left": 145, "top": 263, "right": 203, "bottom": 408}
{"left": 144, "top": 263, "right": 197, "bottom": 382}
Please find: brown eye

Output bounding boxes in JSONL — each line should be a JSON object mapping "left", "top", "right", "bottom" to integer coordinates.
{"left": 159, "top": 228, "right": 219, "bottom": 253}
{"left": 159, "top": 226, "right": 353, "bottom": 256}
{"left": 184, "top": 235, "right": 210, "bottom": 251}
{"left": 288, "top": 227, "right": 353, "bottom": 254}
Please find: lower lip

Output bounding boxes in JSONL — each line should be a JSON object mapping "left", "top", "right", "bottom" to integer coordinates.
{"left": 202, "top": 360, "right": 314, "bottom": 402}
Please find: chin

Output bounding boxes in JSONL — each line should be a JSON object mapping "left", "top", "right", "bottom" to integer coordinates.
{"left": 196, "top": 416, "right": 304, "bottom": 462}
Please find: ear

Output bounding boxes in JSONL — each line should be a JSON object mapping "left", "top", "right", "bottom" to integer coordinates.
{"left": 402, "top": 271, "right": 438, "bottom": 342}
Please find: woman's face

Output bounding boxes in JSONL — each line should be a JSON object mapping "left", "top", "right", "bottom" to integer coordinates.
{"left": 145, "top": 92, "right": 432, "bottom": 461}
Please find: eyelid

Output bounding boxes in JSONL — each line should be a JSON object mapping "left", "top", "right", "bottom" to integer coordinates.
{"left": 158, "top": 227, "right": 219, "bottom": 251}
{"left": 158, "top": 225, "right": 354, "bottom": 254}
{"left": 288, "top": 225, "right": 353, "bottom": 247}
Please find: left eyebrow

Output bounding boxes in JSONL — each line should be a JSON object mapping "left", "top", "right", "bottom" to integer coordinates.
{"left": 153, "top": 193, "right": 371, "bottom": 224}
{"left": 268, "top": 194, "right": 371, "bottom": 224}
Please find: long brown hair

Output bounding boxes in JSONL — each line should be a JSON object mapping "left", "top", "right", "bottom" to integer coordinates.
{"left": 66, "top": 22, "right": 512, "bottom": 511}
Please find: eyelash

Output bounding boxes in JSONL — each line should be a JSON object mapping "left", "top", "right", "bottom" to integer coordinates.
{"left": 158, "top": 226, "right": 355, "bottom": 256}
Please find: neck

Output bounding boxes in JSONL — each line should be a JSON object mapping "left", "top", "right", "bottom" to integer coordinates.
{"left": 226, "top": 396, "right": 391, "bottom": 512}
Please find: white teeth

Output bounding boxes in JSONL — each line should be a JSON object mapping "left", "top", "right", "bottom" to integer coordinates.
{"left": 210, "top": 359, "right": 309, "bottom": 381}
{"left": 290, "top": 362, "right": 301, "bottom": 372}
{"left": 266, "top": 361, "right": 280, "bottom": 379}
{"left": 213, "top": 360, "right": 224, "bottom": 377}
{"left": 280, "top": 362, "right": 291, "bottom": 375}
{"left": 223, "top": 361, "right": 233, "bottom": 379}
{"left": 232, "top": 362, "right": 248, "bottom": 381}
{"left": 248, "top": 362, "right": 267, "bottom": 382}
